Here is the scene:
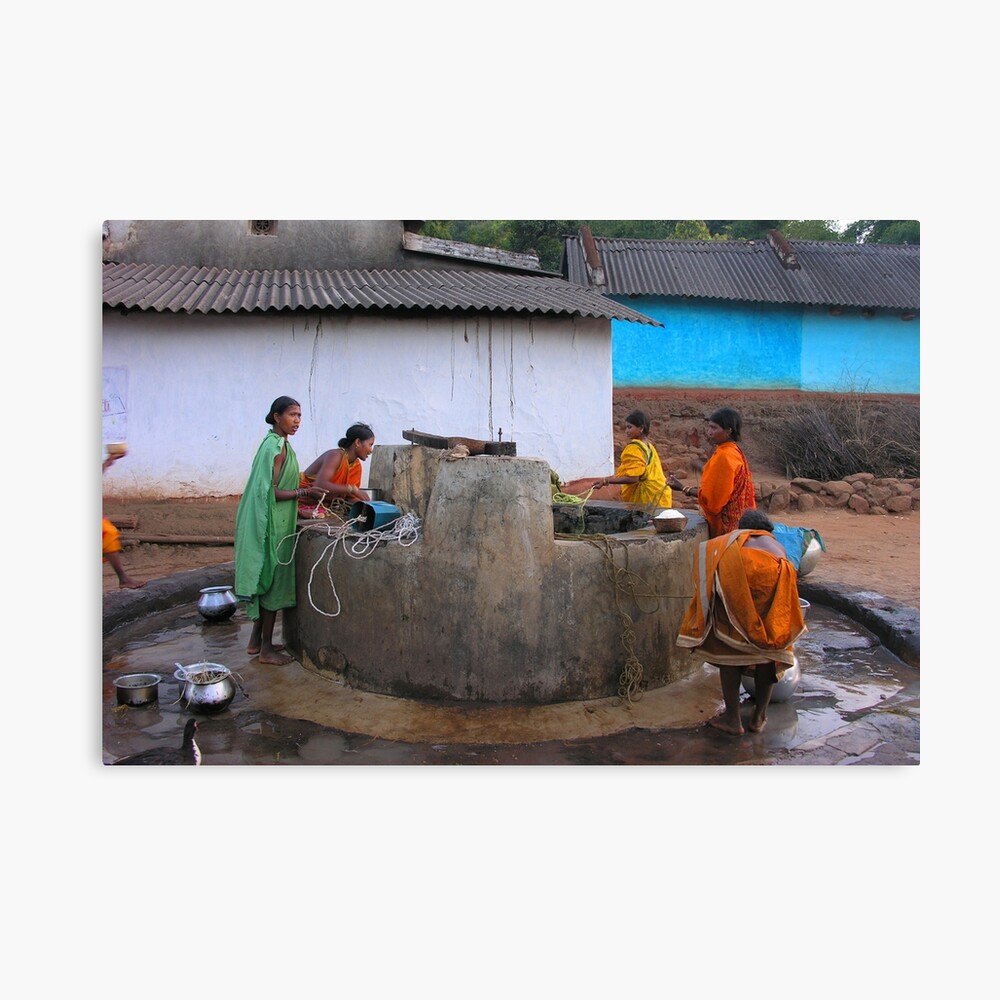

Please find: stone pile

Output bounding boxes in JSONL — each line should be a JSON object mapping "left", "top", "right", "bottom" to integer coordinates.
{"left": 673, "top": 472, "right": 919, "bottom": 517}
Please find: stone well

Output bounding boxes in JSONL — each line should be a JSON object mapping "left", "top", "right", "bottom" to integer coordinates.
{"left": 285, "top": 445, "right": 708, "bottom": 704}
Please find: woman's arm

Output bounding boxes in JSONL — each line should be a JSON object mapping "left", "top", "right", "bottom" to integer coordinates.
{"left": 270, "top": 447, "right": 299, "bottom": 502}
{"left": 597, "top": 441, "right": 644, "bottom": 487}
{"left": 268, "top": 444, "right": 321, "bottom": 502}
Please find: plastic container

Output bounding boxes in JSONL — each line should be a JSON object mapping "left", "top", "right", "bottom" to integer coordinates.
{"left": 349, "top": 501, "right": 403, "bottom": 531}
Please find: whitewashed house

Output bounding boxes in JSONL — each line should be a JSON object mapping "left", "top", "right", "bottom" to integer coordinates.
{"left": 102, "top": 220, "right": 659, "bottom": 499}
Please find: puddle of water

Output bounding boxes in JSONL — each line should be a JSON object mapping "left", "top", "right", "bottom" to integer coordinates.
{"left": 103, "top": 603, "right": 917, "bottom": 765}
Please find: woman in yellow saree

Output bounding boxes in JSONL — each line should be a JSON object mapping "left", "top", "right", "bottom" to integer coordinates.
{"left": 596, "top": 409, "right": 674, "bottom": 507}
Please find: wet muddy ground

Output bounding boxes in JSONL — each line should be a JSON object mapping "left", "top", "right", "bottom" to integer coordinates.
{"left": 103, "top": 599, "right": 918, "bottom": 766}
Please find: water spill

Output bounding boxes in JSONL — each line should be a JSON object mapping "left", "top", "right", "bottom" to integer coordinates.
{"left": 103, "top": 602, "right": 918, "bottom": 765}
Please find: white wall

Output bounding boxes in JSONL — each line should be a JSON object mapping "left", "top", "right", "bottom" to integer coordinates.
{"left": 101, "top": 310, "right": 615, "bottom": 498}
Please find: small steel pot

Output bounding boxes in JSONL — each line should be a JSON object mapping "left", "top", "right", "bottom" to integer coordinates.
{"left": 198, "top": 586, "right": 238, "bottom": 621}
{"left": 174, "top": 662, "right": 237, "bottom": 714}
{"left": 115, "top": 673, "right": 162, "bottom": 707}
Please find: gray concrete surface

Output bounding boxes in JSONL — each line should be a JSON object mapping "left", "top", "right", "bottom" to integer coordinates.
{"left": 103, "top": 558, "right": 919, "bottom": 766}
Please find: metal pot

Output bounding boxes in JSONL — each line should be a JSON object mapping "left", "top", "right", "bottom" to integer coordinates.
{"left": 174, "top": 662, "right": 237, "bottom": 714}
{"left": 115, "top": 673, "right": 162, "bottom": 707}
{"left": 798, "top": 535, "right": 823, "bottom": 577}
{"left": 741, "top": 656, "right": 801, "bottom": 703}
{"left": 198, "top": 586, "right": 238, "bottom": 621}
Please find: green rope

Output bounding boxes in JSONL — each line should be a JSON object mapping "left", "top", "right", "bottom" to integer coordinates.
{"left": 550, "top": 469, "right": 692, "bottom": 705}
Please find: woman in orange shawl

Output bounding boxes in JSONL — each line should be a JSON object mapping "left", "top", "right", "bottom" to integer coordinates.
{"left": 677, "top": 510, "right": 805, "bottom": 735}
{"left": 692, "top": 407, "right": 756, "bottom": 537}
{"left": 298, "top": 422, "right": 375, "bottom": 516}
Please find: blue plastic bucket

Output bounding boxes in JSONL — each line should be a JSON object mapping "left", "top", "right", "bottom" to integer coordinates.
{"left": 349, "top": 500, "right": 403, "bottom": 531}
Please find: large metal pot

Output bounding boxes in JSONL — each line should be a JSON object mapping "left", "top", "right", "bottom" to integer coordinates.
{"left": 741, "top": 656, "right": 802, "bottom": 703}
{"left": 798, "top": 534, "right": 823, "bottom": 577}
{"left": 738, "top": 598, "right": 809, "bottom": 703}
{"left": 115, "top": 673, "right": 162, "bottom": 707}
{"left": 174, "top": 662, "right": 237, "bottom": 714}
{"left": 198, "top": 586, "right": 238, "bottom": 621}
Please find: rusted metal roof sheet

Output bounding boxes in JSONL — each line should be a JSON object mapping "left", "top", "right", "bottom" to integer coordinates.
{"left": 563, "top": 236, "right": 919, "bottom": 310}
{"left": 102, "top": 262, "right": 661, "bottom": 325}
{"left": 402, "top": 231, "right": 551, "bottom": 273}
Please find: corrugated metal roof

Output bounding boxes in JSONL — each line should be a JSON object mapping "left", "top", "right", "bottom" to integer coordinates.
{"left": 102, "top": 262, "right": 662, "bottom": 325}
{"left": 563, "top": 236, "right": 919, "bottom": 310}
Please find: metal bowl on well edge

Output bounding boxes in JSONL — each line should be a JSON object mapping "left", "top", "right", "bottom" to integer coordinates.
{"left": 652, "top": 511, "right": 687, "bottom": 533}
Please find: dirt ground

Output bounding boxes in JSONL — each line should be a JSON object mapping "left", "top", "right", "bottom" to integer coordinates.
{"left": 102, "top": 493, "right": 919, "bottom": 609}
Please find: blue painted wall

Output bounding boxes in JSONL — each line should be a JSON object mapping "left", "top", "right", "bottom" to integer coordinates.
{"left": 610, "top": 295, "right": 919, "bottom": 393}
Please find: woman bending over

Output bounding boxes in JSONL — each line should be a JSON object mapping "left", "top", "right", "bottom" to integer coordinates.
{"left": 298, "top": 422, "right": 376, "bottom": 516}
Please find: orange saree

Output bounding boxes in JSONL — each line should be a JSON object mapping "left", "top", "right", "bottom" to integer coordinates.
{"left": 677, "top": 529, "right": 805, "bottom": 671}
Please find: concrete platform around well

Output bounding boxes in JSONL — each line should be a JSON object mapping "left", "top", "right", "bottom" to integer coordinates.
{"left": 103, "top": 558, "right": 919, "bottom": 764}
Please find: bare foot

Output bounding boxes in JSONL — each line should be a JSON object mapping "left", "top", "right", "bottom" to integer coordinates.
{"left": 707, "top": 715, "right": 745, "bottom": 736}
{"left": 119, "top": 578, "right": 146, "bottom": 590}
{"left": 246, "top": 643, "right": 284, "bottom": 655}
{"left": 258, "top": 650, "right": 294, "bottom": 665}
{"left": 748, "top": 715, "right": 767, "bottom": 733}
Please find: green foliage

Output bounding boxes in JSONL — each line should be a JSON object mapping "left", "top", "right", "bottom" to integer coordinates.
{"left": 782, "top": 220, "right": 848, "bottom": 240}
{"left": 581, "top": 220, "right": 681, "bottom": 240}
{"left": 671, "top": 220, "right": 713, "bottom": 240}
{"left": 712, "top": 220, "right": 784, "bottom": 240}
{"left": 840, "top": 220, "right": 920, "bottom": 245}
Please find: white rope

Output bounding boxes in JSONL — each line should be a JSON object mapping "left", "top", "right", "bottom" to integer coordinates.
{"left": 275, "top": 511, "right": 422, "bottom": 618}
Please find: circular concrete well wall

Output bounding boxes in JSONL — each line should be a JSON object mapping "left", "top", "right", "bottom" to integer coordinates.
{"left": 286, "top": 446, "right": 707, "bottom": 704}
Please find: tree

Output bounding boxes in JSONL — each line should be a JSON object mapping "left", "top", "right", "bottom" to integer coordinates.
{"left": 711, "top": 220, "right": 784, "bottom": 240}
{"left": 840, "top": 220, "right": 920, "bottom": 245}
{"left": 782, "top": 220, "right": 848, "bottom": 240}
{"left": 672, "top": 220, "right": 714, "bottom": 240}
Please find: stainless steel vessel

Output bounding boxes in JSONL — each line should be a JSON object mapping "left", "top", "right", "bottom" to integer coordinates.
{"left": 115, "top": 673, "right": 162, "bottom": 707}
{"left": 741, "top": 656, "right": 802, "bottom": 703}
{"left": 174, "top": 662, "right": 237, "bottom": 714}
{"left": 798, "top": 535, "right": 823, "bottom": 577}
{"left": 198, "top": 586, "right": 238, "bottom": 621}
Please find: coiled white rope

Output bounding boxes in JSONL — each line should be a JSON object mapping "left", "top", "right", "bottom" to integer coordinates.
{"left": 275, "top": 511, "right": 422, "bottom": 618}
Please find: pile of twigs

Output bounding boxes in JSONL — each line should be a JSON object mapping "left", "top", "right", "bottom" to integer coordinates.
{"left": 765, "top": 395, "right": 919, "bottom": 480}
